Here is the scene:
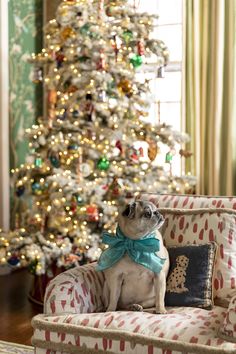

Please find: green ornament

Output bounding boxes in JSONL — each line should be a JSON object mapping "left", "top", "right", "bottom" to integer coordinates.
{"left": 130, "top": 54, "right": 143, "bottom": 68}
{"left": 78, "top": 56, "right": 90, "bottom": 62}
{"left": 165, "top": 152, "right": 173, "bottom": 163}
{"left": 80, "top": 23, "right": 90, "bottom": 35}
{"left": 35, "top": 156, "right": 43, "bottom": 168}
{"left": 50, "top": 156, "right": 60, "bottom": 168}
{"left": 122, "top": 30, "right": 133, "bottom": 43}
{"left": 97, "top": 157, "right": 110, "bottom": 171}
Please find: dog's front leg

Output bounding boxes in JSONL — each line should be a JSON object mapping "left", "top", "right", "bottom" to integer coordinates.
{"left": 154, "top": 271, "right": 167, "bottom": 314}
{"left": 106, "top": 273, "right": 123, "bottom": 312}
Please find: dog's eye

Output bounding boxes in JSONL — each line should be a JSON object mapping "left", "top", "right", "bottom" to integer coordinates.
{"left": 144, "top": 210, "right": 152, "bottom": 218}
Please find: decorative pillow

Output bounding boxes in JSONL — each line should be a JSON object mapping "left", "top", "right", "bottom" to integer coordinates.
{"left": 165, "top": 243, "right": 217, "bottom": 309}
{"left": 159, "top": 208, "right": 236, "bottom": 304}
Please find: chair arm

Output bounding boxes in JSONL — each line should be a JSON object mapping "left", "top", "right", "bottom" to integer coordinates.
{"left": 219, "top": 293, "right": 236, "bottom": 342}
{"left": 44, "top": 262, "right": 105, "bottom": 315}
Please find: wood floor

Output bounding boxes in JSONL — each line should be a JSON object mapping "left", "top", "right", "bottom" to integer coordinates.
{"left": 0, "top": 268, "right": 42, "bottom": 346}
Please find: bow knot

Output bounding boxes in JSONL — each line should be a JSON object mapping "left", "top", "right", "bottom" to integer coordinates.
{"left": 96, "top": 226, "right": 166, "bottom": 273}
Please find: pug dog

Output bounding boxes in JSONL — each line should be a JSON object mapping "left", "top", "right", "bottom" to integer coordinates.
{"left": 101, "top": 200, "right": 169, "bottom": 314}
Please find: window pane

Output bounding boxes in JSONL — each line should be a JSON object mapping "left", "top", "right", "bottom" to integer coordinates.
{"left": 157, "top": 0, "right": 182, "bottom": 25}
{"left": 137, "top": 1, "right": 158, "bottom": 14}
{"left": 152, "top": 24, "right": 183, "bottom": 62}
{"left": 159, "top": 103, "right": 181, "bottom": 130}
{"left": 155, "top": 72, "right": 182, "bottom": 102}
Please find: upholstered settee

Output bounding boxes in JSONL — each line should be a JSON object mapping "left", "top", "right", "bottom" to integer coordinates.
{"left": 32, "top": 194, "right": 236, "bottom": 354}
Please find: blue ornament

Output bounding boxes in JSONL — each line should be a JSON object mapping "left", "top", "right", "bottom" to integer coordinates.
{"left": 68, "top": 144, "right": 79, "bottom": 152}
{"left": 8, "top": 256, "right": 20, "bottom": 266}
{"left": 16, "top": 185, "right": 25, "bottom": 197}
{"left": 72, "top": 110, "right": 79, "bottom": 118}
{"left": 31, "top": 182, "right": 42, "bottom": 195}
{"left": 76, "top": 194, "right": 84, "bottom": 205}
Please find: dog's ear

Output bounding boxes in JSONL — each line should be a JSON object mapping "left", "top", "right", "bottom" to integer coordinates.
{"left": 122, "top": 202, "right": 136, "bottom": 218}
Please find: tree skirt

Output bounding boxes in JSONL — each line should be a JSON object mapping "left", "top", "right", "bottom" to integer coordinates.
{"left": 0, "top": 341, "right": 33, "bottom": 354}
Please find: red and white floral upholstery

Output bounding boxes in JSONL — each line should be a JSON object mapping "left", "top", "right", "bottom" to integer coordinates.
{"left": 32, "top": 194, "right": 236, "bottom": 354}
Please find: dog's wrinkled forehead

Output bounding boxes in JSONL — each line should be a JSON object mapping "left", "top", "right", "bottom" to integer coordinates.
{"left": 122, "top": 200, "right": 159, "bottom": 219}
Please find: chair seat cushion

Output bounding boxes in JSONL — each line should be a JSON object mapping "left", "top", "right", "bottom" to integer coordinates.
{"left": 32, "top": 306, "right": 236, "bottom": 354}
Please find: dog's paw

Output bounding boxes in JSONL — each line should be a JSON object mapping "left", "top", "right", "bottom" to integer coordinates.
{"left": 129, "top": 304, "right": 143, "bottom": 312}
{"left": 155, "top": 307, "right": 167, "bottom": 314}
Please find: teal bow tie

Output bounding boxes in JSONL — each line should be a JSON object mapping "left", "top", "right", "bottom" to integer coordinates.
{"left": 96, "top": 226, "right": 166, "bottom": 273}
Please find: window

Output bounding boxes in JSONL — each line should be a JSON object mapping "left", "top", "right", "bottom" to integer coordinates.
{"left": 130, "top": 0, "right": 183, "bottom": 175}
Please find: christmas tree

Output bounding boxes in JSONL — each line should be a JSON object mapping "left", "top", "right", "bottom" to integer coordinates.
{"left": 1, "top": 0, "right": 196, "bottom": 275}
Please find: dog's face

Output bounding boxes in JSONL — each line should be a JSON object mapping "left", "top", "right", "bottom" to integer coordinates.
{"left": 118, "top": 200, "right": 165, "bottom": 240}
{"left": 176, "top": 255, "right": 189, "bottom": 268}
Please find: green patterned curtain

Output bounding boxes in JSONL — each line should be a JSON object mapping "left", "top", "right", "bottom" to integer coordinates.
{"left": 9, "top": 0, "right": 43, "bottom": 169}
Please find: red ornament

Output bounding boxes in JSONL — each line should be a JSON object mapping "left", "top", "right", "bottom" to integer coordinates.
{"left": 71, "top": 200, "right": 77, "bottom": 213}
{"left": 115, "top": 140, "right": 123, "bottom": 153}
{"left": 97, "top": 51, "right": 106, "bottom": 70}
{"left": 137, "top": 41, "right": 145, "bottom": 56}
{"left": 86, "top": 205, "right": 99, "bottom": 222}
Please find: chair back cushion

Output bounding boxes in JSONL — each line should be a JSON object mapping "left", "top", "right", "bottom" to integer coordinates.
{"left": 139, "top": 194, "right": 236, "bottom": 302}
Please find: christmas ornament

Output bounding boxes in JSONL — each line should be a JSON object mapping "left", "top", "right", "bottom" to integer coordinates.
{"left": 55, "top": 50, "right": 65, "bottom": 69}
{"left": 165, "top": 151, "right": 173, "bottom": 163}
{"left": 75, "top": 194, "right": 84, "bottom": 205}
{"left": 97, "top": 90, "right": 106, "bottom": 102}
{"left": 8, "top": 255, "right": 20, "bottom": 266}
{"left": 86, "top": 204, "right": 99, "bottom": 222}
{"left": 137, "top": 41, "right": 145, "bottom": 56}
{"left": 130, "top": 54, "right": 143, "bottom": 68}
{"left": 16, "top": 185, "right": 25, "bottom": 197}
{"left": 78, "top": 55, "right": 90, "bottom": 62}
{"left": 68, "top": 85, "right": 78, "bottom": 93}
{"left": 49, "top": 155, "right": 61, "bottom": 168}
{"left": 107, "top": 176, "right": 123, "bottom": 198}
{"left": 97, "top": 157, "right": 110, "bottom": 171}
{"left": 83, "top": 94, "right": 94, "bottom": 122}
{"left": 61, "top": 27, "right": 75, "bottom": 41}
{"left": 31, "top": 182, "right": 42, "bottom": 195}
{"left": 97, "top": 51, "right": 106, "bottom": 70}
{"left": 128, "top": 146, "right": 144, "bottom": 162}
{"left": 68, "top": 144, "right": 79, "bottom": 153}
{"left": 35, "top": 156, "right": 43, "bottom": 168}
{"left": 115, "top": 140, "right": 123, "bottom": 153}
{"left": 70, "top": 199, "right": 77, "bottom": 213}
{"left": 118, "top": 78, "right": 133, "bottom": 96}
{"left": 148, "top": 140, "right": 158, "bottom": 161}
{"left": 80, "top": 23, "right": 91, "bottom": 36}
{"left": 179, "top": 149, "right": 193, "bottom": 158}
{"left": 48, "top": 90, "right": 57, "bottom": 105}
{"left": 122, "top": 30, "right": 133, "bottom": 43}
{"left": 79, "top": 162, "right": 93, "bottom": 177}
{"left": 106, "top": 3, "right": 123, "bottom": 17}
{"left": 72, "top": 109, "right": 79, "bottom": 118}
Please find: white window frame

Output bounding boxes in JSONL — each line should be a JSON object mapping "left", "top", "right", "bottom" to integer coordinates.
{"left": 0, "top": 0, "right": 10, "bottom": 230}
